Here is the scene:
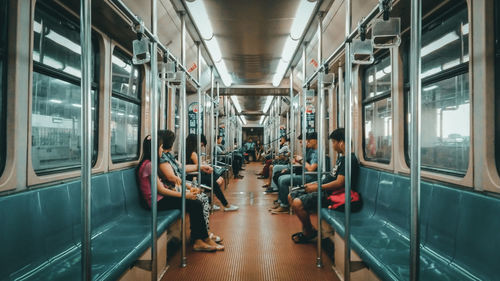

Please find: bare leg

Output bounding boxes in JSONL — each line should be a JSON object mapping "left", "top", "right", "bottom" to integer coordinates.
{"left": 267, "top": 165, "right": 274, "bottom": 186}
{"left": 292, "top": 198, "right": 314, "bottom": 235}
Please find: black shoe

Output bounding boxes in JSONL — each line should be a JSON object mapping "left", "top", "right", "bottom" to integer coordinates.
{"left": 264, "top": 188, "right": 278, "bottom": 194}
{"left": 257, "top": 175, "right": 266, "bottom": 179}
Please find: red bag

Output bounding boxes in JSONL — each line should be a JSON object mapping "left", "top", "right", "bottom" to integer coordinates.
{"left": 327, "top": 190, "right": 360, "bottom": 210}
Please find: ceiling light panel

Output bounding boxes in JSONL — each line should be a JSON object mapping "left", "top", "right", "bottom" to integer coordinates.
{"left": 185, "top": 0, "right": 214, "bottom": 40}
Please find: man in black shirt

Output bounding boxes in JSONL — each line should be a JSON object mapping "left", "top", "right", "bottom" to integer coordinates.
{"left": 289, "top": 128, "right": 359, "bottom": 243}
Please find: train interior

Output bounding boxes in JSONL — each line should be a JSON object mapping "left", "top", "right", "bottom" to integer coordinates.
{"left": 1, "top": 0, "right": 500, "bottom": 280}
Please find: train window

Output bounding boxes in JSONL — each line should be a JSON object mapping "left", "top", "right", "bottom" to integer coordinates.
{"left": 496, "top": 0, "right": 500, "bottom": 176}
{"left": 405, "top": 4, "right": 470, "bottom": 176}
{"left": 110, "top": 48, "right": 141, "bottom": 163}
{"left": 0, "top": 0, "right": 7, "bottom": 177}
{"left": 362, "top": 55, "right": 392, "bottom": 164}
{"left": 31, "top": 3, "right": 99, "bottom": 175}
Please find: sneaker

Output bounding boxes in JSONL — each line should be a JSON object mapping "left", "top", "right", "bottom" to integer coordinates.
{"left": 271, "top": 206, "right": 289, "bottom": 214}
{"left": 223, "top": 204, "right": 239, "bottom": 212}
{"left": 264, "top": 188, "right": 278, "bottom": 194}
{"left": 212, "top": 204, "right": 221, "bottom": 211}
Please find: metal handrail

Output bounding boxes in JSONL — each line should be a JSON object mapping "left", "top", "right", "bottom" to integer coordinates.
{"left": 302, "top": 4, "right": 381, "bottom": 88}
{"left": 110, "top": 0, "right": 200, "bottom": 88}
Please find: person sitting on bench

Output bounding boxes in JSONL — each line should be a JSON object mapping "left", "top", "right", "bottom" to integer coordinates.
{"left": 289, "top": 128, "right": 360, "bottom": 243}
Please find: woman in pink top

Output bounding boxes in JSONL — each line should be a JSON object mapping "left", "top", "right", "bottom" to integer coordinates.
{"left": 137, "top": 134, "right": 217, "bottom": 252}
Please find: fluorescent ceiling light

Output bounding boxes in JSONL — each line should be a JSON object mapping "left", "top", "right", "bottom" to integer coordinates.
{"left": 205, "top": 37, "right": 222, "bottom": 62}
{"left": 263, "top": 96, "right": 274, "bottom": 114}
{"left": 281, "top": 37, "right": 299, "bottom": 63}
{"left": 272, "top": 59, "right": 288, "bottom": 87}
{"left": 290, "top": 0, "right": 317, "bottom": 40}
{"left": 239, "top": 115, "right": 247, "bottom": 125}
{"left": 421, "top": 32, "right": 459, "bottom": 57}
{"left": 215, "top": 60, "right": 232, "bottom": 87}
{"left": 185, "top": 1, "right": 233, "bottom": 87}
{"left": 273, "top": 0, "right": 318, "bottom": 87}
{"left": 462, "top": 23, "right": 469, "bottom": 35}
{"left": 421, "top": 66, "right": 441, "bottom": 79}
{"left": 230, "top": 96, "right": 242, "bottom": 113}
{"left": 185, "top": 0, "right": 214, "bottom": 40}
{"left": 423, "top": 85, "right": 438, "bottom": 91}
{"left": 259, "top": 115, "right": 265, "bottom": 124}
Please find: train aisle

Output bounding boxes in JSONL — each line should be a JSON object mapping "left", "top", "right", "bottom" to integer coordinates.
{"left": 162, "top": 162, "right": 339, "bottom": 281}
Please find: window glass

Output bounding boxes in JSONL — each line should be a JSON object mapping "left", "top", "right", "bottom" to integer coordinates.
{"left": 33, "top": 8, "right": 96, "bottom": 80}
{"left": 0, "top": 0, "right": 7, "bottom": 176}
{"left": 110, "top": 47, "right": 141, "bottom": 163}
{"left": 405, "top": 4, "right": 470, "bottom": 175}
{"left": 362, "top": 55, "right": 392, "bottom": 163}
{"left": 421, "top": 8, "right": 469, "bottom": 79}
{"left": 111, "top": 49, "right": 140, "bottom": 99}
{"left": 110, "top": 97, "right": 140, "bottom": 162}
{"left": 364, "top": 56, "right": 391, "bottom": 98}
{"left": 31, "top": 3, "right": 99, "bottom": 175}
{"left": 495, "top": 0, "right": 500, "bottom": 176}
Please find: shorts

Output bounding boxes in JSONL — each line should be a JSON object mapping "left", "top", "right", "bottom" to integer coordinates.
{"left": 290, "top": 189, "right": 329, "bottom": 212}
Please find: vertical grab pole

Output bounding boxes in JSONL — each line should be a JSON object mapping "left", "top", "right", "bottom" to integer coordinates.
{"left": 289, "top": 69, "right": 294, "bottom": 216}
{"left": 79, "top": 0, "right": 92, "bottom": 280}
{"left": 409, "top": 0, "right": 422, "bottom": 280}
{"left": 338, "top": 66, "right": 344, "bottom": 127}
{"left": 197, "top": 43, "right": 201, "bottom": 186}
{"left": 344, "top": 0, "right": 353, "bottom": 279}
{"left": 316, "top": 12, "right": 324, "bottom": 269}
{"left": 180, "top": 12, "right": 187, "bottom": 268}
{"left": 210, "top": 68, "right": 215, "bottom": 213}
{"left": 301, "top": 44, "right": 307, "bottom": 185}
{"left": 150, "top": 0, "right": 159, "bottom": 278}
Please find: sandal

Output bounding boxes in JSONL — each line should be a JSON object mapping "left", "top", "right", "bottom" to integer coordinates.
{"left": 291, "top": 230, "right": 317, "bottom": 244}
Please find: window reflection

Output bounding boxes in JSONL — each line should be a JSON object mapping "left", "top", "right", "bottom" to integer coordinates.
{"left": 110, "top": 48, "right": 141, "bottom": 163}
{"left": 363, "top": 55, "right": 392, "bottom": 163}
{"left": 31, "top": 73, "right": 97, "bottom": 173}
{"left": 405, "top": 4, "right": 470, "bottom": 175}
{"left": 111, "top": 50, "right": 140, "bottom": 99}
{"left": 33, "top": 8, "right": 96, "bottom": 80}
{"left": 31, "top": 4, "right": 99, "bottom": 174}
{"left": 110, "top": 97, "right": 140, "bottom": 161}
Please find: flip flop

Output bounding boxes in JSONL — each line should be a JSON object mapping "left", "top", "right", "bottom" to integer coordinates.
{"left": 291, "top": 230, "right": 317, "bottom": 244}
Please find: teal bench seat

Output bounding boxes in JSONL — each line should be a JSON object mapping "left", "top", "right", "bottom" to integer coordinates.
{"left": 321, "top": 167, "right": 500, "bottom": 281}
{"left": 0, "top": 168, "right": 180, "bottom": 281}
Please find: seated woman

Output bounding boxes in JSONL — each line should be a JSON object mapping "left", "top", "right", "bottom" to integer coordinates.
{"left": 186, "top": 134, "right": 238, "bottom": 212}
{"left": 137, "top": 133, "right": 222, "bottom": 252}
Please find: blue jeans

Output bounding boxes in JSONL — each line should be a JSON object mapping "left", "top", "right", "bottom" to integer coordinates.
{"left": 277, "top": 174, "right": 316, "bottom": 207}
{"left": 270, "top": 164, "right": 289, "bottom": 189}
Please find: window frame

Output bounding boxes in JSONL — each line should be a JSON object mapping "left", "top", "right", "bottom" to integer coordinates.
{"left": 403, "top": 2, "right": 471, "bottom": 177}
{"left": 110, "top": 46, "right": 142, "bottom": 164}
{"left": 0, "top": 0, "right": 8, "bottom": 177}
{"left": 31, "top": 1, "right": 100, "bottom": 175}
{"left": 361, "top": 51, "right": 392, "bottom": 165}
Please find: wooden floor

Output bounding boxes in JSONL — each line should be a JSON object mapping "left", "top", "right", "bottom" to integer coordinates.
{"left": 161, "top": 162, "right": 339, "bottom": 281}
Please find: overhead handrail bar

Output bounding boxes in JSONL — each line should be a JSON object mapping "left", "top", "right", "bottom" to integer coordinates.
{"left": 110, "top": 0, "right": 200, "bottom": 88}
{"left": 302, "top": 4, "right": 380, "bottom": 88}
